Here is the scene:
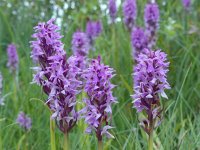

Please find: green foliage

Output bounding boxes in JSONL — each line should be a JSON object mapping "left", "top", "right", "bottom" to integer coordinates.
{"left": 0, "top": 0, "right": 200, "bottom": 149}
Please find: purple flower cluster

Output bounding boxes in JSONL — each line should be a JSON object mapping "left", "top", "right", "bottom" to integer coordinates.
{"left": 144, "top": 2, "right": 160, "bottom": 49}
{"left": 86, "top": 21, "right": 102, "bottom": 49}
{"left": 70, "top": 54, "right": 88, "bottom": 70}
{"left": 86, "top": 21, "right": 102, "bottom": 39}
{"left": 71, "top": 31, "right": 90, "bottom": 57}
{"left": 16, "top": 112, "right": 32, "bottom": 131}
{"left": 7, "top": 44, "right": 19, "bottom": 73}
{"left": 123, "top": 0, "right": 137, "bottom": 31}
{"left": 31, "top": 19, "right": 65, "bottom": 64}
{"left": 31, "top": 19, "right": 82, "bottom": 133}
{"left": 182, "top": 0, "right": 191, "bottom": 10}
{"left": 82, "top": 56, "right": 116, "bottom": 140}
{"left": 0, "top": 73, "right": 3, "bottom": 106}
{"left": 132, "top": 48, "right": 170, "bottom": 134}
{"left": 108, "top": 0, "right": 117, "bottom": 23}
{"left": 131, "top": 27, "right": 147, "bottom": 58}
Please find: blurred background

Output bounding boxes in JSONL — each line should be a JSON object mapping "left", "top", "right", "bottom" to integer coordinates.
{"left": 0, "top": 0, "right": 200, "bottom": 149}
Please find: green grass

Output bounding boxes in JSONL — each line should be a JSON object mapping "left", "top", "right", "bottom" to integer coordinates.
{"left": 0, "top": 0, "right": 200, "bottom": 149}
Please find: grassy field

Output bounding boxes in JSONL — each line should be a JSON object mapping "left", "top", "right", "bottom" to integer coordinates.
{"left": 0, "top": 0, "right": 200, "bottom": 149}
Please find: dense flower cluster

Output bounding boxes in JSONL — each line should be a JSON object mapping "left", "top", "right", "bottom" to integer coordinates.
{"left": 86, "top": 20, "right": 102, "bottom": 49}
{"left": 123, "top": 0, "right": 137, "bottom": 31}
{"left": 30, "top": 19, "right": 65, "bottom": 64}
{"left": 31, "top": 19, "right": 82, "bottom": 133}
{"left": 182, "top": 0, "right": 191, "bottom": 10}
{"left": 0, "top": 73, "right": 3, "bottom": 106}
{"left": 86, "top": 21, "right": 102, "bottom": 40}
{"left": 72, "top": 31, "right": 90, "bottom": 57}
{"left": 7, "top": 44, "right": 19, "bottom": 73}
{"left": 108, "top": 0, "right": 117, "bottom": 23}
{"left": 144, "top": 2, "right": 160, "bottom": 49}
{"left": 82, "top": 56, "right": 116, "bottom": 140}
{"left": 133, "top": 48, "right": 170, "bottom": 134}
{"left": 70, "top": 54, "right": 88, "bottom": 71}
{"left": 131, "top": 27, "right": 147, "bottom": 58}
{"left": 16, "top": 112, "right": 32, "bottom": 131}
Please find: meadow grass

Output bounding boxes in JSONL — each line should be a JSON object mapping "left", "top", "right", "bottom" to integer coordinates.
{"left": 0, "top": 0, "right": 200, "bottom": 149}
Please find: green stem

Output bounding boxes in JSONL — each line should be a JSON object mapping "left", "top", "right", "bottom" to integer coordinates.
{"left": 17, "top": 134, "right": 26, "bottom": 150}
{"left": 98, "top": 140, "right": 103, "bottom": 150}
{"left": 13, "top": 74, "right": 18, "bottom": 111}
{"left": 25, "top": 132, "right": 28, "bottom": 150}
{"left": 0, "top": 135, "right": 2, "bottom": 150}
{"left": 50, "top": 118, "right": 56, "bottom": 150}
{"left": 63, "top": 132, "right": 69, "bottom": 150}
{"left": 112, "top": 24, "right": 118, "bottom": 69}
{"left": 148, "top": 131, "right": 153, "bottom": 150}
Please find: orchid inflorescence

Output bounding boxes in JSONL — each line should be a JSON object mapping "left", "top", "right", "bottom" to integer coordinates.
{"left": 31, "top": 18, "right": 82, "bottom": 133}
{"left": 7, "top": 43, "right": 19, "bottom": 73}
{"left": 144, "top": 2, "right": 160, "bottom": 49}
{"left": 16, "top": 111, "right": 32, "bottom": 131}
{"left": 86, "top": 20, "right": 102, "bottom": 50}
{"left": 132, "top": 48, "right": 170, "bottom": 134}
{"left": 131, "top": 27, "right": 148, "bottom": 59}
{"left": 108, "top": 0, "right": 117, "bottom": 23}
{"left": 123, "top": 0, "right": 137, "bottom": 31}
{"left": 82, "top": 56, "right": 117, "bottom": 141}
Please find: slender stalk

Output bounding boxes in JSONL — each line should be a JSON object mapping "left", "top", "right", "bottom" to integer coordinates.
{"left": 98, "top": 140, "right": 103, "bottom": 150}
{"left": 50, "top": 118, "right": 56, "bottom": 150}
{"left": 17, "top": 134, "right": 26, "bottom": 150}
{"left": 25, "top": 132, "right": 28, "bottom": 150}
{"left": 111, "top": 24, "right": 118, "bottom": 69}
{"left": 148, "top": 131, "right": 153, "bottom": 150}
{"left": 148, "top": 105, "right": 154, "bottom": 150}
{"left": 79, "top": 92, "right": 89, "bottom": 148}
{"left": 0, "top": 135, "right": 2, "bottom": 150}
{"left": 63, "top": 132, "right": 69, "bottom": 150}
{"left": 111, "top": 24, "right": 114, "bottom": 57}
{"left": 13, "top": 73, "right": 18, "bottom": 111}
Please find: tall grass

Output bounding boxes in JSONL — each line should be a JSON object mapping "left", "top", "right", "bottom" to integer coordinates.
{"left": 0, "top": 0, "right": 200, "bottom": 149}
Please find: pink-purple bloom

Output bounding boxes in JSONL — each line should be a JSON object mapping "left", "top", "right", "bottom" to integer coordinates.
{"left": 86, "top": 20, "right": 102, "bottom": 49}
{"left": 71, "top": 31, "right": 90, "bottom": 56}
{"left": 108, "top": 0, "right": 117, "bottom": 23}
{"left": 132, "top": 48, "right": 170, "bottom": 134}
{"left": 7, "top": 44, "right": 19, "bottom": 73}
{"left": 131, "top": 27, "right": 147, "bottom": 58}
{"left": 71, "top": 31, "right": 90, "bottom": 74}
{"left": 30, "top": 19, "right": 65, "bottom": 64}
{"left": 86, "top": 21, "right": 102, "bottom": 39}
{"left": 123, "top": 0, "right": 137, "bottom": 31}
{"left": 182, "top": 0, "right": 191, "bottom": 10}
{"left": 16, "top": 112, "right": 32, "bottom": 131}
{"left": 82, "top": 56, "right": 117, "bottom": 140}
{"left": 144, "top": 2, "right": 160, "bottom": 49}
{"left": 70, "top": 54, "right": 88, "bottom": 71}
{"left": 31, "top": 19, "right": 82, "bottom": 133}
